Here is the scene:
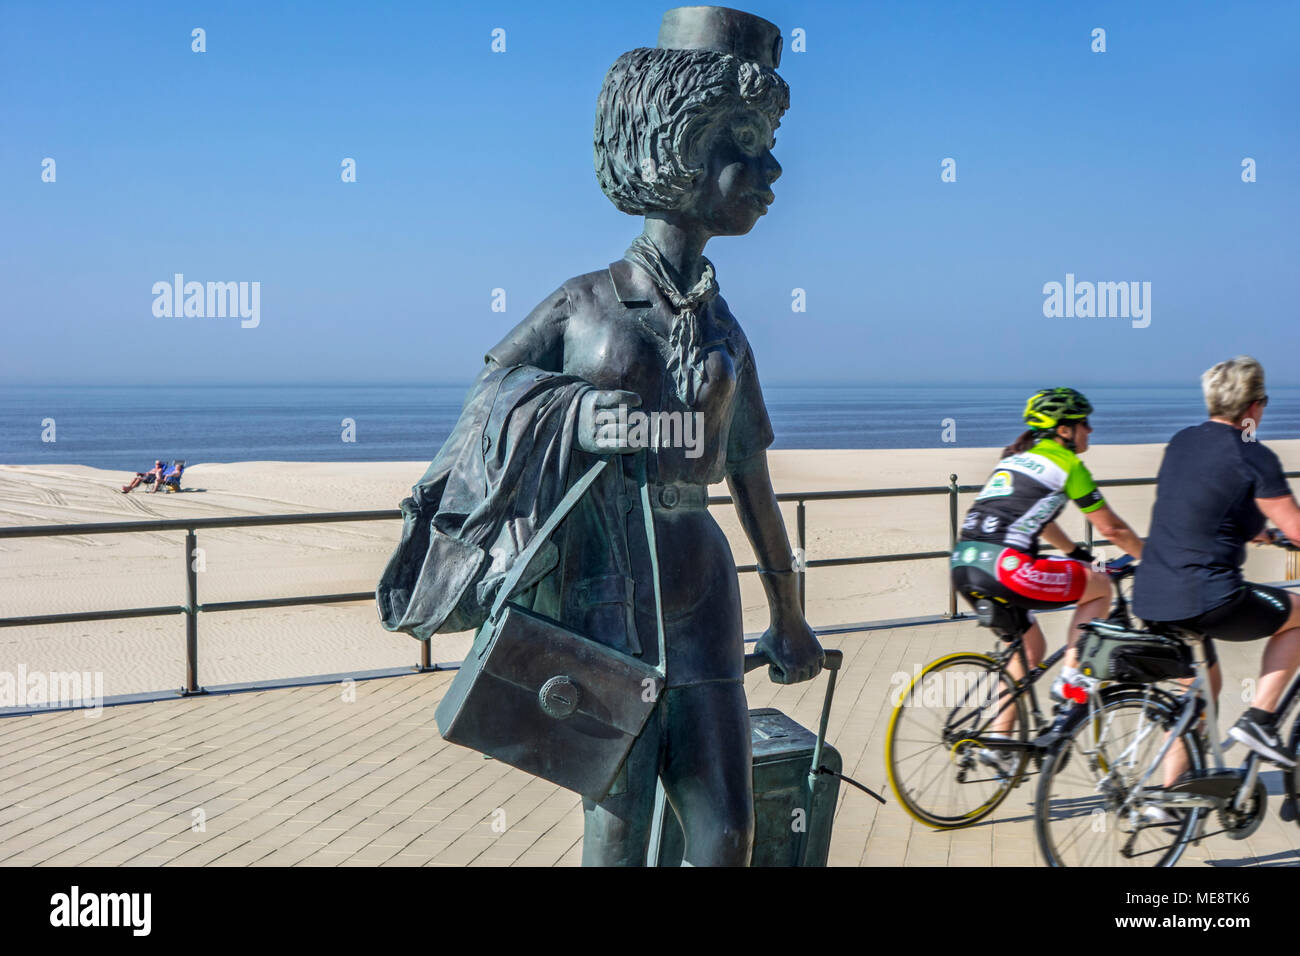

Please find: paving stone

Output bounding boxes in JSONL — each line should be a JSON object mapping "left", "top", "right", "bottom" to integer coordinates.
{"left": 4, "top": 630, "right": 1285, "bottom": 867}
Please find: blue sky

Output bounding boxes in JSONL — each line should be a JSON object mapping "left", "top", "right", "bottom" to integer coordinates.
{"left": 3, "top": 0, "right": 1297, "bottom": 386}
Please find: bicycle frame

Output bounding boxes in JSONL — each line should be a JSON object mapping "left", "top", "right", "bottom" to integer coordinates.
{"left": 1115, "top": 629, "right": 1300, "bottom": 818}
{"left": 1114, "top": 638, "right": 1216, "bottom": 816}
{"left": 944, "top": 637, "right": 1066, "bottom": 755}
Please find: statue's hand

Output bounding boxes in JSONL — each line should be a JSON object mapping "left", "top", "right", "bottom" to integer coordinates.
{"left": 756, "top": 617, "right": 824, "bottom": 685}
{"left": 577, "top": 389, "right": 643, "bottom": 455}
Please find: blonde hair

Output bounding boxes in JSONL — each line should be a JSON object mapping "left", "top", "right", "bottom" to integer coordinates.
{"left": 1202, "top": 356, "right": 1266, "bottom": 421}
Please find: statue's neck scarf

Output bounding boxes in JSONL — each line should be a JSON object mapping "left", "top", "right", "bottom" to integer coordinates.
{"left": 623, "top": 234, "right": 719, "bottom": 407}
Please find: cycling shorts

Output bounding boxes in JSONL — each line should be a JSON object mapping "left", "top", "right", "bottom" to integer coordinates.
{"left": 952, "top": 544, "right": 1089, "bottom": 611}
{"left": 1155, "top": 583, "right": 1294, "bottom": 669}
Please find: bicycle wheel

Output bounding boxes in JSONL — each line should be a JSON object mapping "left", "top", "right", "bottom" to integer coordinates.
{"left": 1035, "top": 687, "right": 1204, "bottom": 867}
{"left": 886, "top": 652, "right": 1030, "bottom": 828}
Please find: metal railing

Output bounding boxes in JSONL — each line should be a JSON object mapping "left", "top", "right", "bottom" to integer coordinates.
{"left": 4, "top": 469, "right": 1298, "bottom": 696}
{"left": 0, "top": 510, "right": 398, "bottom": 694}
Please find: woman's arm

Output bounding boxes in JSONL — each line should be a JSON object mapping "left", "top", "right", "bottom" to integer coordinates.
{"left": 1083, "top": 503, "right": 1144, "bottom": 559}
{"left": 727, "top": 452, "right": 795, "bottom": 574}
{"left": 485, "top": 286, "right": 569, "bottom": 371}
{"left": 726, "top": 451, "right": 823, "bottom": 683}
{"left": 484, "top": 285, "right": 638, "bottom": 454}
{"left": 1256, "top": 494, "right": 1300, "bottom": 545}
{"left": 1040, "top": 521, "right": 1077, "bottom": 555}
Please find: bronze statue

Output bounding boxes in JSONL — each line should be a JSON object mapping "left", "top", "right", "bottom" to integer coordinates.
{"left": 378, "top": 5, "right": 823, "bottom": 866}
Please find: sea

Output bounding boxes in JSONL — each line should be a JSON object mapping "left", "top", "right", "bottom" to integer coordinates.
{"left": 2, "top": 384, "right": 1298, "bottom": 472}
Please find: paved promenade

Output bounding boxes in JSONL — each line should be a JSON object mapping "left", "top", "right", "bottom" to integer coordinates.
{"left": 3, "top": 620, "right": 1298, "bottom": 866}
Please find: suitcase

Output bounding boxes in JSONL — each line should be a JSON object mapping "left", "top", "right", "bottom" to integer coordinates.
{"left": 648, "top": 648, "right": 845, "bottom": 866}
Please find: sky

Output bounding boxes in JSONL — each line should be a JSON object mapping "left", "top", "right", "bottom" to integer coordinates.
{"left": 2, "top": 0, "right": 1297, "bottom": 387}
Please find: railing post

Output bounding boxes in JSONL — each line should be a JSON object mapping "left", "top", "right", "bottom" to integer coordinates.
{"left": 947, "top": 474, "right": 959, "bottom": 618}
{"left": 183, "top": 529, "right": 201, "bottom": 695}
{"left": 419, "top": 637, "right": 432, "bottom": 672}
{"left": 1084, "top": 520, "right": 1094, "bottom": 551}
{"left": 796, "top": 499, "right": 807, "bottom": 613}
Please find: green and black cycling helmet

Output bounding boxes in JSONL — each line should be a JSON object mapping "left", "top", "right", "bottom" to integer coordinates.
{"left": 1024, "top": 387, "right": 1093, "bottom": 431}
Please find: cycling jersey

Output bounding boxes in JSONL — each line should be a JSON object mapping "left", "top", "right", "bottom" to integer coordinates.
{"left": 960, "top": 438, "right": 1106, "bottom": 556}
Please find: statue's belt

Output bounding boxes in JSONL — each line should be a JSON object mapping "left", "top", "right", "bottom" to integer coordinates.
{"left": 643, "top": 481, "right": 708, "bottom": 512}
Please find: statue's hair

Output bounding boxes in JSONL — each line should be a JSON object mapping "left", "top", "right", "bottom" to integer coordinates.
{"left": 594, "top": 47, "right": 789, "bottom": 215}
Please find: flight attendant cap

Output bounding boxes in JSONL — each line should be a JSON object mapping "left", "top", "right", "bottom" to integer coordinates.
{"left": 656, "top": 5, "right": 783, "bottom": 69}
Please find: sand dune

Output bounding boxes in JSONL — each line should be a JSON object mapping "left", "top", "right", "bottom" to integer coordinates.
{"left": 2, "top": 441, "right": 1298, "bottom": 698}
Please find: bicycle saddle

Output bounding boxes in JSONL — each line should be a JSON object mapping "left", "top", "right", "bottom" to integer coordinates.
{"left": 972, "top": 597, "right": 1032, "bottom": 639}
{"left": 1145, "top": 621, "right": 1202, "bottom": 643}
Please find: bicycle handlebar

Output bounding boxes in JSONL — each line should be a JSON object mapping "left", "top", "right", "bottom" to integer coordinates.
{"left": 1264, "top": 528, "right": 1300, "bottom": 551}
{"left": 1104, "top": 556, "right": 1137, "bottom": 580}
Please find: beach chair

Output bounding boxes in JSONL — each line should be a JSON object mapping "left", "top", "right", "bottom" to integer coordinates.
{"left": 160, "top": 461, "right": 186, "bottom": 492}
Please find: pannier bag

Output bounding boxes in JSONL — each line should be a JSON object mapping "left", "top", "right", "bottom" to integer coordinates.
{"left": 435, "top": 453, "right": 668, "bottom": 804}
{"left": 1077, "top": 621, "right": 1194, "bottom": 684}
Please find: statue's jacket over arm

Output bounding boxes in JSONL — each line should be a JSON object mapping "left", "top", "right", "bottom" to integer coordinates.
{"left": 376, "top": 283, "right": 649, "bottom": 660}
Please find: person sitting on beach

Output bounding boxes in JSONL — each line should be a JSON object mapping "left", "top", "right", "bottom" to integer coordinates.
{"left": 157, "top": 460, "right": 183, "bottom": 493}
{"left": 1133, "top": 357, "right": 1300, "bottom": 771}
{"left": 121, "top": 460, "right": 166, "bottom": 494}
{"left": 950, "top": 388, "right": 1145, "bottom": 755}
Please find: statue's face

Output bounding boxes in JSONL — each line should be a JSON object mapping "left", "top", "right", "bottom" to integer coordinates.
{"left": 681, "top": 106, "right": 782, "bottom": 236}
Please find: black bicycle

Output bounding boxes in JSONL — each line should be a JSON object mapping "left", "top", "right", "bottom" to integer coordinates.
{"left": 886, "top": 557, "right": 1136, "bottom": 829}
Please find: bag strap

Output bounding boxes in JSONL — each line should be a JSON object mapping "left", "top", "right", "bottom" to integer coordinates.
{"left": 490, "top": 457, "right": 609, "bottom": 620}
{"left": 635, "top": 450, "right": 668, "bottom": 678}
{"left": 491, "top": 451, "right": 667, "bottom": 679}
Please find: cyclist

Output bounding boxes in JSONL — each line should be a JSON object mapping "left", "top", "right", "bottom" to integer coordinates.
{"left": 950, "top": 388, "right": 1145, "bottom": 767}
{"left": 1134, "top": 356, "right": 1300, "bottom": 771}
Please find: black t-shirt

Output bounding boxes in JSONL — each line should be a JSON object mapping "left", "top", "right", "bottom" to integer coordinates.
{"left": 1133, "top": 421, "right": 1291, "bottom": 621}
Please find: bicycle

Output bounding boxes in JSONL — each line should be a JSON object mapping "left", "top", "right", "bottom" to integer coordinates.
{"left": 1034, "top": 531, "right": 1300, "bottom": 866}
{"left": 885, "top": 556, "right": 1136, "bottom": 829}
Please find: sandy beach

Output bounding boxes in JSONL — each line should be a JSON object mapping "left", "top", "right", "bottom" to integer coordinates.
{"left": 3, "top": 442, "right": 1299, "bottom": 699}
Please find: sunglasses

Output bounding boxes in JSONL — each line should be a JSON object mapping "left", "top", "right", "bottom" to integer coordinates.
{"left": 1258, "top": 395, "right": 1270, "bottom": 408}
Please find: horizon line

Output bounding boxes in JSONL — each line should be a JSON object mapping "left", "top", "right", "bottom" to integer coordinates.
{"left": 9, "top": 435, "right": 1275, "bottom": 470}
{"left": 0, "top": 380, "right": 1285, "bottom": 390}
